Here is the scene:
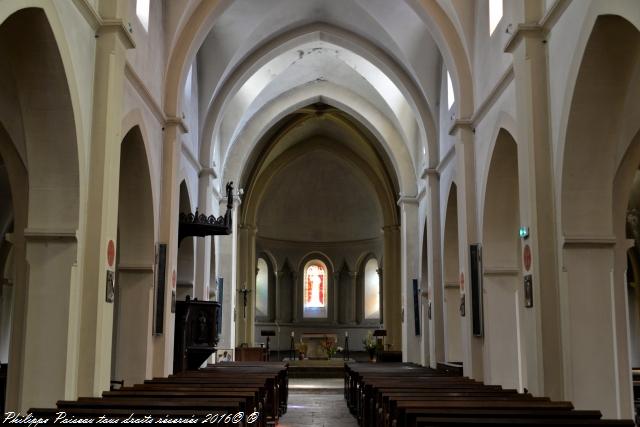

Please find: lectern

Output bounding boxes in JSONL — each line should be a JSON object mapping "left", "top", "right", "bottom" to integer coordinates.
{"left": 173, "top": 297, "right": 221, "bottom": 373}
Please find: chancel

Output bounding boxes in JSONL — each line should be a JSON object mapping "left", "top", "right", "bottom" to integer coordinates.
{"left": 0, "top": 0, "right": 639, "bottom": 425}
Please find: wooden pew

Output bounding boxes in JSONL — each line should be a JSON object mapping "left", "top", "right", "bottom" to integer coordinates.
{"left": 29, "top": 361, "right": 288, "bottom": 427}
{"left": 345, "top": 362, "right": 635, "bottom": 427}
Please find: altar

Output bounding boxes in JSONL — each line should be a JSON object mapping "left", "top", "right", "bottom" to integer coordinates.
{"left": 300, "top": 333, "right": 337, "bottom": 358}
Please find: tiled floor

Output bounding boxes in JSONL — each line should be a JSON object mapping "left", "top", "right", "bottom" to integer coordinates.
{"left": 278, "top": 379, "right": 357, "bottom": 427}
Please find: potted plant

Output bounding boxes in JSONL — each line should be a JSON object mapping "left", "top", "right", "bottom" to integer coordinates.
{"left": 320, "top": 336, "right": 338, "bottom": 359}
{"left": 363, "top": 331, "right": 377, "bottom": 362}
{"left": 295, "top": 340, "right": 308, "bottom": 360}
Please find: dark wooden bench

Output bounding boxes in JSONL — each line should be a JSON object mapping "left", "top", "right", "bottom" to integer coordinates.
{"left": 29, "top": 362, "right": 289, "bottom": 427}
{"left": 345, "top": 362, "right": 635, "bottom": 427}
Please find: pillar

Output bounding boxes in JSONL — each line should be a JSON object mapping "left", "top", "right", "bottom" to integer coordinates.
{"left": 77, "top": 1, "right": 134, "bottom": 396}
{"left": 216, "top": 194, "right": 239, "bottom": 350}
{"left": 506, "top": 23, "right": 562, "bottom": 399}
{"left": 348, "top": 271, "right": 357, "bottom": 324}
{"left": 333, "top": 271, "right": 341, "bottom": 324}
{"left": 452, "top": 123, "right": 484, "bottom": 380}
{"left": 398, "top": 198, "right": 420, "bottom": 363}
{"left": 382, "top": 225, "right": 401, "bottom": 350}
{"left": 235, "top": 224, "right": 256, "bottom": 346}
{"left": 425, "top": 173, "right": 445, "bottom": 368}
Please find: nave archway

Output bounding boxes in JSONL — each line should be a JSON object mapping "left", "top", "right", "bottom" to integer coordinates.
{"left": 482, "top": 129, "right": 524, "bottom": 392}
{"left": 111, "top": 126, "right": 155, "bottom": 387}
{"left": 236, "top": 106, "right": 400, "bottom": 350}
{"left": 0, "top": 7, "right": 80, "bottom": 411}
{"left": 560, "top": 14, "right": 640, "bottom": 418}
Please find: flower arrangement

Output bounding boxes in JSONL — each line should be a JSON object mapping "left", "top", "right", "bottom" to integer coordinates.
{"left": 295, "top": 339, "right": 308, "bottom": 359}
{"left": 320, "top": 335, "right": 338, "bottom": 359}
{"left": 362, "top": 331, "right": 378, "bottom": 360}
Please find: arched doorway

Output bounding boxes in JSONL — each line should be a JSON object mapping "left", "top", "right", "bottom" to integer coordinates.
{"left": 482, "top": 129, "right": 523, "bottom": 391}
{"left": 443, "top": 184, "right": 462, "bottom": 364}
{"left": 0, "top": 8, "right": 80, "bottom": 411}
{"left": 560, "top": 15, "right": 640, "bottom": 418}
{"left": 111, "top": 126, "right": 155, "bottom": 386}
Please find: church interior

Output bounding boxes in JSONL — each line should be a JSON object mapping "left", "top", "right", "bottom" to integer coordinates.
{"left": 0, "top": 0, "right": 640, "bottom": 425}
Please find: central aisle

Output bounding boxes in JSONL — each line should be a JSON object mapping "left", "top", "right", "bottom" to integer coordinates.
{"left": 278, "top": 378, "right": 357, "bottom": 427}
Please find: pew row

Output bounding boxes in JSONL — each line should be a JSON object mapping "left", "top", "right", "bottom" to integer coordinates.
{"left": 345, "top": 362, "right": 634, "bottom": 427}
{"left": 30, "top": 362, "right": 288, "bottom": 426}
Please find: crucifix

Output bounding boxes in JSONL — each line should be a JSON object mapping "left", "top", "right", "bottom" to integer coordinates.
{"left": 238, "top": 286, "right": 251, "bottom": 319}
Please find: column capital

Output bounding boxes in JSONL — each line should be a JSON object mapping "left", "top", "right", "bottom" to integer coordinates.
{"left": 448, "top": 118, "right": 473, "bottom": 136}
{"left": 165, "top": 116, "right": 189, "bottom": 134}
{"left": 198, "top": 167, "right": 217, "bottom": 179}
{"left": 239, "top": 224, "right": 257, "bottom": 235}
{"left": 348, "top": 271, "right": 358, "bottom": 279}
{"left": 397, "top": 194, "right": 420, "bottom": 206}
{"left": 382, "top": 224, "right": 400, "bottom": 233}
{"left": 504, "top": 24, "right": 544, "bottom": 54}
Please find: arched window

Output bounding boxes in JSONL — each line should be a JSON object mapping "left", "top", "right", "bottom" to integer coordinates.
{"left": 136, "top": 0, "right": 150, "bottom": 31}
{"left": 364, "top": 258, "right": 380, "bottom": 320}
{"left": 303, "top": 260, "right": 328, "bottom": 318}
{"left": 446, "top": 71, "right": 455, "bottom": 110}
{"left": 489, "top": 0, "right": 503, "bottom": 35}
{"left": 256, "top": 258, "right": 269, "bottom": 318}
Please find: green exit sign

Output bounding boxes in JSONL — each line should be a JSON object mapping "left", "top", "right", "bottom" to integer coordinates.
{"left": 519, "top": 226, "right": 529, "bottom": 239}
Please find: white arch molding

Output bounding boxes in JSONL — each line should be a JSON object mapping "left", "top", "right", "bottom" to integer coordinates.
{"left": 221, "top": 81, "right": 418, "bottom": 198}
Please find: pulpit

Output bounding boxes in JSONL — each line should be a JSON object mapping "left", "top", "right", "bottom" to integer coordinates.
{"left": 173, "top": 297, "right": 221, "bottom": 373}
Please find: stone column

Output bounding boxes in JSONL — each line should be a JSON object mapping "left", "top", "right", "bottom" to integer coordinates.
{"left": 348, "top": 271, "right": 357, "bottom": 324}
{"left": 194, "top": 168, "right": 216, "bottom": 300}
{"left": 21, "top": 233, "right": 79, "bottom": 410}
{"left": 452, "top": 122, "right": 483, "bottom": 380}
{"left": 292, "top": 271, "right": 299, "bottom": 322}
{"left": 216, "top": 195, "right": 239, "bottom": 351}
{"left": 235, "top": 224, "right": 256, "bottom": 346}
{"left": 382, "top": 226, "right": 400, "bottom": 350}
{"left": 77, "top": 1, "right": 134, "bottom": 397}
{"left": 425, "top": 172, "right": 445, "bottom": 368}
{"left": 398, "top": 198, "right": 420, "bottom": 363}
{"left": 505, "top": 24, "right": 563, "bottom": 400}
{"left": 273, "top": 270, "right": 281, "bottom": 323}
{"left": 332, "top": 271, "right": 340, "bottom": 324}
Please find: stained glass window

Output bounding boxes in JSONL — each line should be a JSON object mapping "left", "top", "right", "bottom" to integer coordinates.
{"left": 256, "top": 258, "right": 268, "bottom": 318}
{"left": 364, "top": 258, "right": 380, "bottom": 319}
{"left": 303, "top": 260, "right": 328, "bottom": 318}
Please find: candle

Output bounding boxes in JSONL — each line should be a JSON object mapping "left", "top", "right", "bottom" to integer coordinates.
{"left": 291, "top": 331, "right": 294, "bottom": 338}
{"left": 345, "top": 331, "right": 348, "bottom": 337}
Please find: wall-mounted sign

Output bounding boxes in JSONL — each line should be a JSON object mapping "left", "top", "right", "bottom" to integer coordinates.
{"left": 470, "top": 244, "right": 483, "bottom": 337}
{"left": 412, "top": 279, "right": 420, "bottom": 336}
{"left": 153, "top": 243, "right": 167, "bottom": 335}
{"left": 105, "top": 270, "right": 115, "bottom": 303}
{"left": 107, "top": 239, "right": 115, "bottom": 268}
{"left": 523, "top": 244, "right": 532, "bottom": 272}
{"left": 524, "top": 274, "right": 533, "bottom": 308}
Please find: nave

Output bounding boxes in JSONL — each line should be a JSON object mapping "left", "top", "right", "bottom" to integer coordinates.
{"left": 1, "top": 0, "right": 640, "bottom": 424}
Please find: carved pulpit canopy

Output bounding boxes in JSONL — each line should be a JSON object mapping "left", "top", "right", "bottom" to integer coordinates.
{"left": 178, "top": 181, "right": 235, "bottom": 244}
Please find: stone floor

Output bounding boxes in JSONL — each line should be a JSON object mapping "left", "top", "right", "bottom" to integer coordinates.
{"left": 278, "top": 378, "right": 357, "bottom": 427}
